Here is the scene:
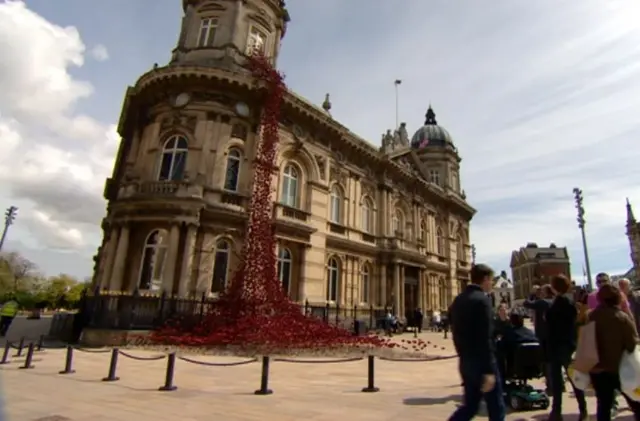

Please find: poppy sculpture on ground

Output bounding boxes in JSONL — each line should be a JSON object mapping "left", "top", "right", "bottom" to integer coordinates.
{"left": 150, "top": 54, "right": 424, "bottom": 354}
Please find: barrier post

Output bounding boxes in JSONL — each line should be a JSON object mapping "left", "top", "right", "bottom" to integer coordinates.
{"left": 36, "top": 335, "right": 44, "bottom": 351}
{"left": 254, "top": 356, "right": 273, "bottom": 395}
{"left": 0, "top": 342, "right": 10, "bottom": 365}
{"left": 59, "top": 345, "right": 75, "bottom": 374}
{"left": 14, "top": 337, "right": 25, "bottom": 357}
{"left": 158, "top": 353, "right": 177, "bottom": 391}
{"left": 361, "top": 355, "right": 379, "bottom": 393}
{"left": 19, "top": 343, "right": 35, "bottom": 369}
{"left": 102, "top": 348, "right": 120, "bottom": 382}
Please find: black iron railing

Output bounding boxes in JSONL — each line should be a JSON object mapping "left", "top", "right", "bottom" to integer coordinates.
{"left": 83, "top": 291, "right": 388, "bottom": 332}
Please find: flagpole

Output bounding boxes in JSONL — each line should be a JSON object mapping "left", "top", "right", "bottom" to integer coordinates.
{"left": 394, "top": 80, "right": 401, "bottom": 129}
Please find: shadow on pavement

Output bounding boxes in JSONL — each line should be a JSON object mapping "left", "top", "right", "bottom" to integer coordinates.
{"left": 403, "top": 394, "right": 462, "bottom": 406}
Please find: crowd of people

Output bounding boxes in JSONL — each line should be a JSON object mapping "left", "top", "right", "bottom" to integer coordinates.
{"left": 448, "top": 264, "right": 640, "bottom": 421}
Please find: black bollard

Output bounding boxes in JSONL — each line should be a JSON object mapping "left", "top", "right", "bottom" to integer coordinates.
{"left": 254, "top": 356, "right": 273, "bottom": 395}
{"left": 158, "top": 353, "right": 177, "bottom": 391}
{"left": 0, "top": 342, "right": 10, "bottom": 365}
{"left": 14, "top": 337, "right": 25, "bottom": 357}
{"left": 361, "top": 355, "right": 379, "bottom": 393}
{"left": 19, "top": 343, "right": 35, "bottom": 369}
{"left": 102, "top": 348, "right": 120, "bottom": 382}
{"left": 59, "top": 345, "right": 75, "bottom": 374}
{"left": 36, "top": 335, "right": 44, "bottom": 351}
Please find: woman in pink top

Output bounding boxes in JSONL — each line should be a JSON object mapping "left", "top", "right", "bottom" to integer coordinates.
{"left": 588, "top": 273, "right": 630, "bottom": 313}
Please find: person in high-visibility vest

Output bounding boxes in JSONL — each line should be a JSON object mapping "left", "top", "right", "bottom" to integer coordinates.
{"left": 0, "top": 296, "right": 19, "bottom": 336}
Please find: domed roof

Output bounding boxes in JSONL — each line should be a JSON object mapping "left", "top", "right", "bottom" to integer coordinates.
{"left": 410, "top": 106, "right": 455, "bottom": 149}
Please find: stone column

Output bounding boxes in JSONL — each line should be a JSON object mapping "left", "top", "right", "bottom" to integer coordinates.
{"left": 195, "top": 232, "right": 216, "bottom": 296}
{"left": 399, "top": 264, "right": 405, "bottom": 317}
{"left": 110, "top": 224, "right": 130, "bottom": 291}
{"left": 379, "top": 264, "right": 387, "bottom": 308}
{"left": 100, "top": 227, "right": 120, "bottom": 290}
{"left": 393, "top": 263, "right": 401, "bottom": 315}
{"left": 297, "top": 246, "right": 307, "bottom": 302}
{"left": 162, "top": 224, "right": 181, "bottom": 293}
{"left": 177, "top": 224, "right": 198, "bottom": 296}
{"left": 418, "top": 268, "right": 424, "bottom": 310}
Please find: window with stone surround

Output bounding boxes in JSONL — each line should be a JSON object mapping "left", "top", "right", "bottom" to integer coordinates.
{"left": 158, "top": 135, "right": 188, "bottom": 181}
{"left": 329, "top": 184, "right": 343, "bottom": 223}
{"left": 246, "top": 25, "right": 269, "bottom": 55}
{"left": 211, "top": 240, "right": 230, "bottom": 294}
{"left": 277, "top": 247, "right": 292, "bottom": 296}
{"left": 280, "top": 164, "right": 299, "bottom": 207}
{"left": 327, "top": 257, "right": 340, "bottom": 302}
{"left": 436, "top": 227, "right": 445, "bottom": 255}
{"left": 361, "top": 196, "right": 374, "bottom": 233}
{"left": 429, "top": 169, "right": 440, "bottom": 186}
{"left": 224, "top": 148, "right": 242, "bottom": 192}
{"left": 138, "top": 229, "right": 168, "bottom": 291}
{"left": 361, "top": 264, "right": 370, "bottom": 304}
{"left": 197, "top": 17, "right": 218, "bottom": 48}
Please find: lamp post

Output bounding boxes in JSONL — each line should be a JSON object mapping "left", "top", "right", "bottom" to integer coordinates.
{"left": 0, "top": 205, "right": 18, "bottom": 252}
{"left": 573, "top": 188, "right": 593, "bottom": 290}
{"left": 471, "top": 244, "right": 477, "bottom": 264}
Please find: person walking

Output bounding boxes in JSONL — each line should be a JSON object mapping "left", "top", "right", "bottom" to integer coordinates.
{"left": 448, "top": 263, "right": 505, "bottom": 421}
{"left": 618, "top": 278, "right": 640, "bottom": 332}
{"left": 523, "top": 284, "right": 553, "bottom": 391}
{"left": 589, "top": 283, "right": 640, "bottom": 421}
{"left": 0, "top": 295, "right": 19, "bottom": 337}
{"left": 545, "top": 275, "right": 588, "bottom": 421}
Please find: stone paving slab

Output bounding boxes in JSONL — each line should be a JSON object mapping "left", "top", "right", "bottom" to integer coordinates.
{"left": 0, "top": 334, "right": 635, "bottom": 421}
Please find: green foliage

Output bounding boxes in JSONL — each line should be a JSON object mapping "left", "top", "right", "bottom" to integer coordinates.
{"left": 0, "top": 252, "right": 89, "bottom": 309}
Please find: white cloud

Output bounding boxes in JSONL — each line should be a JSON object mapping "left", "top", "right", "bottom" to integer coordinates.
{"left": 90, "top": 44, "right": 109, "bottom": 61}
{"left": 0, "top": 1, "right": 114, "bottom": 255}
{"left": 282, "top": 0, "right": 640, "bottom": 276}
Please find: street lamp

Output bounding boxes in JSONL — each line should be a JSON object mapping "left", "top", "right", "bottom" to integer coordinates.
{"left": 573, "top": 188, "right": 593, "bottom": 290}
{"left": 0, "top": 205, "right": 18, "bottom": 252}
{"left": 471, "top": 244, "right": 477, "bottom": 264}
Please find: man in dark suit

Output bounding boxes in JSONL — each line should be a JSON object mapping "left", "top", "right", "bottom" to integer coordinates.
{"left": 449, "top": 264, "right": 505, "bottom": 421}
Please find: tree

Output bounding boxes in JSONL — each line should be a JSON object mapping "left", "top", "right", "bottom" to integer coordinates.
{"left": 0, "top": 251, "right": 38, "bottom": 293}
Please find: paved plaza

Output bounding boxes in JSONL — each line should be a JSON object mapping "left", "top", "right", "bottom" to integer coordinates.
{"left": 1, "top": 331, "right": 632, "bottom": 421}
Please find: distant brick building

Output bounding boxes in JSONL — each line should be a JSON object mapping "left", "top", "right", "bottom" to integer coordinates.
{"left": 510, "top": 243, "right": 571, "bottom": 299}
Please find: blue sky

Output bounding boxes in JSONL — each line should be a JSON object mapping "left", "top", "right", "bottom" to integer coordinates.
{"left": 1, "top": 0, "right": 639, "bottom": 282}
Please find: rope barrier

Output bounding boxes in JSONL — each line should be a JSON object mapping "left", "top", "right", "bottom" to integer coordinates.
{"left": 177, "top": 355, "right": 258, "bottom": 367}
{"left": 118, "top": 350, "right": 166, "bottom": 361}
{"left": 378, "top": 354, "right": 457, "bottom": 362}
{"left": 274, "top": 356, "right": 364, "bottom": 364}
{"left": 73, "top": 346, "right": 111, "bottom": 354}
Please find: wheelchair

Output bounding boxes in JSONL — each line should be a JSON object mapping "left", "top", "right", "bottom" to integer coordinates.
{"left": 501, "top": 342, "right": 550, "bottom": 411}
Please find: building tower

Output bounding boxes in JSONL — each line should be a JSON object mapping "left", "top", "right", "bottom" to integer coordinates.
{"left": 95, "top": 0, "right": 290, "bottom": 295}
{"left": 626, "top": 199, "right": 640, "bottom": 277}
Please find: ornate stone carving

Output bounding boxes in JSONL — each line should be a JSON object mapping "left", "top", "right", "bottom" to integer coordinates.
{"left": 160, "top": 112, "right": 198, "bottom": 133}
{"left": 191, "top": 92, "right": 233, "bottom": 105}
{"left": 329, "top": 165, "right": 348, "bottom": 186}
{"left": 361, "top": 183, "right": 376, "bottom": 200}
{"left": 313, "top": 155, "right": 326, "bottom": 180}
{"left": 292, "top": 124, "right": 305, "bottom": 140}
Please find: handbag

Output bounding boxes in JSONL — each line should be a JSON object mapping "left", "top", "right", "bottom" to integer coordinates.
{"left": 573, "top": 321, "right": 599, "bottom": 373}
{"left": 620, "top": 347, "right": 640, "bottom": 401}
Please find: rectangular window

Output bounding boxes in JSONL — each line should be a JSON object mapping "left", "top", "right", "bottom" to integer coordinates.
{"left": 429, "top": 170, "right": 440, "bottom": 186}
{"left": 246, "top": 26, "right": 268, "bottom": 55}
{"left": 198, "top": 18, "right": 218, "bottom": 48}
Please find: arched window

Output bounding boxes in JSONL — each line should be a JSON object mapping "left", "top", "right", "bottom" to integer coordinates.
{"left": 361, "top": 264, "right": 370, "bottom": 303}
{"left": 329, "top": 185, "right": 342, "bottom": 223}
{"left": 138, "top": 229, "right": 168, "bottom": 291}
{"left": 436, "top": 227, "right": 445, "bottom": 255}
{"left": 158, "top": 135, "right": 188, "bottom": 181}
{"left": 281, "top": 164, "right": 299, "bottom": 207}
{"left": 224, "top": 148, "right": 242, "bottom": 191}
{"left": 326, "top": 258, "right": 340, "bottom": 302}
{"left": 361, "top": 197, "right": 373, "bottom": 233}
{"left": 457, "top": 235, "right": 464, "bottom": 261}
{"left": 420, "top": 220, "right": 428, "bottom": 244}
{"left": 211, "top": 240, "right": 231, "bottom": 294}
{"left": 392, "top": 209, "right": 404, "bottom": 236}
{"left": 277, "top": 247, "right": 292, "bottom": 295}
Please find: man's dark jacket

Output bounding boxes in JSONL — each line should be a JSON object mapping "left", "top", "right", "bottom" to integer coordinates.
{"left": 501, "top": 325, "right": 538, "bottom": 347}
{"left": 450, "top": 284, "right": 496, "bottom": 374}
{"left": 545, "top": 295, "right": 578, "bottom": 363}
{"left": 523, "top": 297, "right": 552, "bottom": 341}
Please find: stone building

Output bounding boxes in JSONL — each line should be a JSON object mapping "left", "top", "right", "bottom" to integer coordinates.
{"left": 92, "top": 0, "right": 475, "bottom": 318}
{"left": 510, "top": 243, "right": 571, "bottom": 299}
{"left": 490, "top": 270, "right": 514, "bottom": 309}
{"left": 626, "top": 199, "right": 640, "bottom": 285}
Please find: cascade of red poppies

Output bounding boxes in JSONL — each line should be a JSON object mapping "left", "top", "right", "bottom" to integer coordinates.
{"left": 150, "top": 55, "right": 394, "bottom": 352}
